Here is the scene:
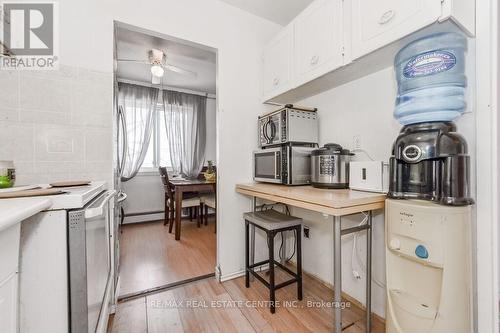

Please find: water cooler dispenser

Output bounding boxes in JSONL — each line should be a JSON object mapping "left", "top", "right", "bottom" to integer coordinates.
{"left": 386, "top": 32, "right": 474, "bottom": 332}
{"left": 385, "top": 200, "right": 472, "bottom": 333}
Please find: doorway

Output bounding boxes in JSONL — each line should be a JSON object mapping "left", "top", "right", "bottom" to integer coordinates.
{"left": 113, "top": 22, "right": 218, "bottom": 299}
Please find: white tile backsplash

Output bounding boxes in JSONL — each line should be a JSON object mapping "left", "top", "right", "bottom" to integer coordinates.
{"left": 20, "top": 109, "right": 72, "bottom": 124}
{"left": 0, "top": 71, "right": 19, "bottom": 109}
{"left": 84, "top": 128, "right": 112, "bottom": 161}
{"left": 36, "top": 161, "right": 87, "bottom": 175}
{"left": 35, "top": 125, "right": 85, "bottom": 161}
{"left": 71, "top": 70, "right": 112, "bottom": 127}
{"left": 0, "top": 66, "right": 113, "bottom": 185}
{"left": 20, "top": 76, "right": 72, "bottom": 113}
{"left": 0, "top": 122, "right": 35, "bottom": 161}
{"left": 0, "top": 107, "right": 19, "bottom": 121}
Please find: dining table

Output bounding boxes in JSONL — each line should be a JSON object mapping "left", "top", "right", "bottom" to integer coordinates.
{"left": 168, "top": 178, "right": 216, "bottom": 240}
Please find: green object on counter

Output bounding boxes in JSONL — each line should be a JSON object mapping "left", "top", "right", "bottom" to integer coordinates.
{"left": 0, "top": 175, "right": 13, "bottom": 188}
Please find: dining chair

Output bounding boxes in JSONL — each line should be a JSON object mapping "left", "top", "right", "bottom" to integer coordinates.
{"left": 198, "top": 165, "right": 217, "bottom": 232}
{"left": 200, "top": 194, "right": 216, "bottom": 232}
{"left": 158, "top": 167, "right": 201, "bottom": 231}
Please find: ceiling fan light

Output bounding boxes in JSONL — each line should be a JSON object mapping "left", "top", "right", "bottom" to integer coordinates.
{"left": 151, "top": 65, "right": 164, "bottom": 77}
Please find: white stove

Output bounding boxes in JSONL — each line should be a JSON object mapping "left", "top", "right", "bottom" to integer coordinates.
{"left": 19, "top": 181, "right": 116, "bottom": 333}
{"left": 36, "top": 181, "right": 107, "bottom": 210}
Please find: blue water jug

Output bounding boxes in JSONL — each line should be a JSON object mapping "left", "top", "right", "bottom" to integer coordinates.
{"left": 394, "top": 33, "right": 467, "bottom": 125}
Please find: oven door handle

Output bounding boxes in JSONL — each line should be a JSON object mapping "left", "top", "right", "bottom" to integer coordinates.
{"left": 264, "top": 118, "right": 273, "bottom": 144}
{"left": 268, "top": 120, "right": 277, "bottom": 142}
{"left": 262, "top": 119, "right": 270, "bottom": 144}
{"left": 275, "top": 150, "right": 281, "bottom": 179}
{"left": 85, "top": 190, "right": 117, "bottom": 219}
{"left": 117, "top": 191, "right": 127, "bottom": 204}
{"left": 263, "top": 118, "right": 277, "bottom": 144}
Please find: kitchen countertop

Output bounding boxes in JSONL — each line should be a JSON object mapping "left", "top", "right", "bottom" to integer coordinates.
{"left": 0, "top": 197, "right": 53, "bottom": 233}
{"left": 236, "top": 183, "right": 386, "bottom": 216}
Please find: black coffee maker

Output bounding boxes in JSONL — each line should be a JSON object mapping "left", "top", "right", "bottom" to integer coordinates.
{"left": 388, "top": 122, "right": 474, "bottom": 206}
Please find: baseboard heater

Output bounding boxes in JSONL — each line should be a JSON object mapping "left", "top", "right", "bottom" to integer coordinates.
{"left": 124, "top": 210, "right": 164, "bottom": 217}
{"left": 124, "top": 210, "right": 215, "bottom": 218}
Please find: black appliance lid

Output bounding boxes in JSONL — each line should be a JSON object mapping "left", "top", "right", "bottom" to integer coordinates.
{"left": 312, "top": 143, "right": 353, "bottom": 156}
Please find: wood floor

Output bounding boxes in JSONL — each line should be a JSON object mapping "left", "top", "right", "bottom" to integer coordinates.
{"left": 119, "top": 217, "right": 216, "bottom": 297}
{"left": 109, "top": 267, "right": 385, "bottom": 333}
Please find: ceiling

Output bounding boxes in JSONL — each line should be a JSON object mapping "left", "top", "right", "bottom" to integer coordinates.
{"left": 115, "top": 26, "right": 217, "bottom": 94}
{"left": 218, "top": 0, "right": 314, "bottom": 25}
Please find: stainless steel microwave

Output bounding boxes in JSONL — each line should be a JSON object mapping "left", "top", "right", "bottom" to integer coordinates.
{"left": 253, "top": 145, "right": 315, "bottom": 185}
{"left": 258, "top": 106, "right": 318, "bottom": 148}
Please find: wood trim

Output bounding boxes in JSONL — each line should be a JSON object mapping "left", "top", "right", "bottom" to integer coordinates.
{"left": 236, "top": 186, "right": 384, "bottom": 216}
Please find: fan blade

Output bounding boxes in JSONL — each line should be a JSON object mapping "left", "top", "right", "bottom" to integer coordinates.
{"left": 116, "top": 59, "right": 150, "bottom": 65}
{"left": 164, "top": 64, "right": 197, "bottom": 77}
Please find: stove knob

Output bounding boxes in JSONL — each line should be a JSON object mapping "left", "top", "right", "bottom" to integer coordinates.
{"left": 389, "top": 238, "right": 401, "bottom": 250}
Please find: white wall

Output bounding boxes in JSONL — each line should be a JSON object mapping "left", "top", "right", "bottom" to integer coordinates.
{"left": 0, "top": 0, "right": 281, "bottom": 278}
{"left": 205, "top": 98, "right": 217, "bottom": 162}
{"left": 475, "top": 0, "right": 500, "bottom": 329}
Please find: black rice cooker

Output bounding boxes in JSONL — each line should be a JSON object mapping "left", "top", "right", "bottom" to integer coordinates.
{"left": 311, "top": 143, "right": 353, "bottom": 189}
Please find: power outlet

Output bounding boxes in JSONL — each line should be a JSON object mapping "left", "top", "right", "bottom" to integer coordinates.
{"left": 353, "top": 135, "right": 362, "bottom": 150}
{"left": 303, "top": 226, "right": 310, "bottom": 238}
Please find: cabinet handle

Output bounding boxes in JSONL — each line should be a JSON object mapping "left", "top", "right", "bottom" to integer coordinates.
{"left": 273, "top": 77, "right": 280, "bottom": 86}
{"left": 310, "top": 55, "right": 319, "bottom": 65}
{"left": 378, "top": 10, "right": 395, "bottom": 25}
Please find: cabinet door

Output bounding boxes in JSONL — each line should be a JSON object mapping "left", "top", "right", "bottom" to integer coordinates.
{"left": 0, "top": 274, "right": 18, "bottom": 333}
{"left": 350, "top": 0, "right": 442, "bottom": 59}
{"left": 294, "top": 0, "right": 344, "bottom": 86}
{"left": 262, "top": 25, "right": 294, "bottom": 101}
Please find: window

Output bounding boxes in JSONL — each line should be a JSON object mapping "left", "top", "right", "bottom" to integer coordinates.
{"left": 141, "top": 104, "right": 172, "bottom": 171}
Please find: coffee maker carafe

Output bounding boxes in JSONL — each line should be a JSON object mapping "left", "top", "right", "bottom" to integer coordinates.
{"left": 388, "top": 122, "right": 473, "bottom": 206}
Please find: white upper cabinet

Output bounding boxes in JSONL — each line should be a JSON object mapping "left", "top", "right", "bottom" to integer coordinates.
{"left": 349, "top": 0, "right": 442, "bottom": 59}
{"left": 262, "top": 24, "right": 294, "bottom": 102}
{"left": 261, "top": 0, "right": 475, "bottom": 103}
{"left": 294, "top": 0, "right": 343, "bottom": 86}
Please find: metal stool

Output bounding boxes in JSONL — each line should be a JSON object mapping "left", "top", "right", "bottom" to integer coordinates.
{"left": 244, "top": 210, "right": 303, "bottom": 313}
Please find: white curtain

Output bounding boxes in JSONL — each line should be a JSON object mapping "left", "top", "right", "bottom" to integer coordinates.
{"left": 162, "top": 90, "right": 207, "bottom": 178}
{"left": 118, "top": 83, "right": 159, "bottom": 181}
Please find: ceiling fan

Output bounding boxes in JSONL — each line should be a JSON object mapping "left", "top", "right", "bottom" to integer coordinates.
{"left": 117, "top": 49, "right": 197, "bottom": 84}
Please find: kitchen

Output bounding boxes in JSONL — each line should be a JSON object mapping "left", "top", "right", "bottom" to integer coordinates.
{"left": 0, "top": 0, "right": 498, "bottom": 333}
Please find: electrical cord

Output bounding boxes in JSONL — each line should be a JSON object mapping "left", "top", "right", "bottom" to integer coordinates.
{"left": 279, "top": 229, "right": 297, "bottom": 262}
{"left": 351, "top": 212, "right": 386, "bottom": 289}
{"left": 351, "top": 148, "right": 375, "bottom": 161}
{"left": 259, "top": 203, "right": 296, "bottom": 262}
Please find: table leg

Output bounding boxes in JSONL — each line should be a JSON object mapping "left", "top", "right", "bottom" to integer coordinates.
{"left": 250, "top": 224, "right": 255, "bottom": 281}
{"left": 174, "top": 189, "right": 182, "bottom": 240}
{"left": 333, "top": 215, "right": 342, "bottom": 333}
{"left": 250, "top": 197, "right": 256, "bottom": 281}
{"left": 366, "top": 211, "right": 372, "bottom": 333}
